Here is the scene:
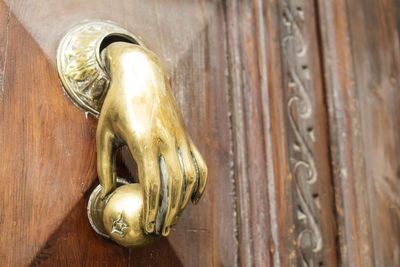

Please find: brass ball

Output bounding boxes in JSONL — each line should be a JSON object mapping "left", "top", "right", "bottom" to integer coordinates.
{"left": 103, "top": 183, "right": 159, "bottom": 247}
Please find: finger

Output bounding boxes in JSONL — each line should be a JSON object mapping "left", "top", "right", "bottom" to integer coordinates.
{"left": 126, "top": 139, "right": 161, "bottom": 234}
{"left": 156, "top": 155, "right": 168, "bottom": 233}
{"left": 189, "top": 143, "right": 208, "bottom": 204}
{"left": 96, "top": 123, "right": 117, "bottom": 199}
{"left": 161, "top": 146, "right": 184, "bottom": 236}
{"left": 178, "top": 141, "right": 197, "bottom": 211}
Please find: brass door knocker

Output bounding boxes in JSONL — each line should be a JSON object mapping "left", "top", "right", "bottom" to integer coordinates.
{"left": 56, "top": 21, "right": 207, "bottom": 247}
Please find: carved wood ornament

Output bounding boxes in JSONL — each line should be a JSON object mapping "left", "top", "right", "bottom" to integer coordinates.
{"left": 281, "top": 0, "right": 323, "bottom": 265}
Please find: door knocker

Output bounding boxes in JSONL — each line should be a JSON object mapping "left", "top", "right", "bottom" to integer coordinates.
{"left": 56, "top": 21, "right": 207, "bottom": 247}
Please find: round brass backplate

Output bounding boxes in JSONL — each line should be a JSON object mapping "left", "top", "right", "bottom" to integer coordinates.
{"left": 56, "top": 21, "right": 145, "bottom": 117}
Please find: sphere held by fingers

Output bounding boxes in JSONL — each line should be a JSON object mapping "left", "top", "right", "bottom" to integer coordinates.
{"left": 103, "top": 183, "right": 159, "bottom": 247}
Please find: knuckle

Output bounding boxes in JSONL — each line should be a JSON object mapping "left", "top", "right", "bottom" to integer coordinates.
{"left": 185, "top": 157, "right": 195, "bottom": 170}
{"left": 173, "top": 170, "right": 185, "bottom": 184}
{"left": 186, "top": 171, "right": 196, "bottom": 185}
{"left": 170, "top": 203, "right": 180, "bottom": 214}
{"left": 198, "top": 164, "right": 207, "bottom": 179}
{"left": 185, "top": 163, "right": 196, "bottom": 182}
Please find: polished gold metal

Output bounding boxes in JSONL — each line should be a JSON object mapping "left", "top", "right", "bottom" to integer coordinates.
{"left": 58, "top": 21, "right": 208, "bottom": 247}
{"left": 103, "top": 183, "right": 159, "bottom": 247}
{"left": 87, "top": 177, "right": 129, "bottom": 238}
{"left": 88, "top": 178, "right": 159, "bottom": 246}
{"left": 56, "top": 21, "right": 145, "bottom": 117}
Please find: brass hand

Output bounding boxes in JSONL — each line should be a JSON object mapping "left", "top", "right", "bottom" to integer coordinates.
{"left": 96, "top": 42, "right": 207, "bottom": 236}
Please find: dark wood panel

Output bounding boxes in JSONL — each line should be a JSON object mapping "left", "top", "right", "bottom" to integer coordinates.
{"left": 318, "top": 0, "right": 400, "bottom": 265}
{"left": 0, "top": 7, "right": 123, "bottom": 265}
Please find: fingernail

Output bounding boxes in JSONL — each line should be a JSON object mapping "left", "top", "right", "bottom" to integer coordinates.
{"left": 193, "top": 196, "right": 201, "bottom": 205}
{"left": 146, "top": 221, "right": 155, "bottom": 233}
{"left": 162, "top": 226, "right": 171, "bottom": 236}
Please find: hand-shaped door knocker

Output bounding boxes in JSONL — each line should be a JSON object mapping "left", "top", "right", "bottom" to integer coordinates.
{"left": 56, "top": 21, "right": 207, "bottom": 247}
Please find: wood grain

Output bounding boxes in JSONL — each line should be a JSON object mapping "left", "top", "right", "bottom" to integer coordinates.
{"left": 224, "top": 0, "right": 338, "bottom": 265}
{"left": 318, "top": 0, "right": 400, "bottom": 265}
{"left": 0, "top": 0, "right": 9, "bottom": 94}
{"left": 224, "top": 1, "right": 273, "bottom": 265}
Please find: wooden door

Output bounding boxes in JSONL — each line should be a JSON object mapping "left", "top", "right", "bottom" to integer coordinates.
{"left": 0, "top": 0, "right": 399, "bottom": 266}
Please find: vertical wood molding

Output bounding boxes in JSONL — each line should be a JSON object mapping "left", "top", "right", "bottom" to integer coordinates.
{"left": 0, "top": 0, "right": 11, "bottom": 95}
{"left": 223, "top": 0, "right": 281, "bottom": 265}
{"left": 224, "top": 0, "right": 337, "bottom": 265}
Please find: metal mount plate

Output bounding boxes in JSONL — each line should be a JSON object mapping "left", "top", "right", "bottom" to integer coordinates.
{"left": 56, "top": 21, "right": 145, "bottom": 117}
